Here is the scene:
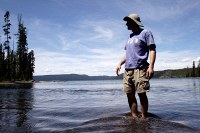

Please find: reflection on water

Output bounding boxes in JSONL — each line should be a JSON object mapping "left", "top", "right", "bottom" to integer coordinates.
{"left": 192, "top": 79, "right": 200, "bottom": 103}
{"left": 0, "top": 83, "right": 34, "bottom": 132}
{"left": 191, "top": 78, "right": 200, "bottom": 89}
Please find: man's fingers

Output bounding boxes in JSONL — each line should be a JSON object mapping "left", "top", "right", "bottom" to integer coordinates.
{"left": 146, "top": 71, "right": 150, "bottom": 78}
{"left": 146, "top": 71, "right": 154, "bottom": 79}
{"left": 116, "top": 68, "right": 119, "bottom": 76}
{"left": 149, "top": 72, "right": 154, "bottom": 79}
{"left": 116, "top": 67, "right": 120, "bottom": 76}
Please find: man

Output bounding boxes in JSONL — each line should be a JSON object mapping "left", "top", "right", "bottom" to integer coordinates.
{"left": 116, "top": 13, "right": 156, "bottom": 119}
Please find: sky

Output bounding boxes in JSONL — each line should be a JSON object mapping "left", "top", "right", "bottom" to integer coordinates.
{"left": 0, "top": 0, "right": 200, "bottom": 76}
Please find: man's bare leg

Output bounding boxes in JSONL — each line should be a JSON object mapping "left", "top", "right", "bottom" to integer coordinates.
{"left": 127, "top": 92, "right": 138, "bottom": 118}
{"left": 138, "top": 92, "right": 148, "bottom": 119}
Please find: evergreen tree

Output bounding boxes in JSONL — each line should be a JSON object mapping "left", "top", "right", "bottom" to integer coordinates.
{"left": 0, "top": 43, "right": 5, "bottom": 81}
{"left": 16, "top": 15, "right": 34, "bottom": 80}
{"left": 26, "top": 50, "right": 35, "bottom": 80}
{"left": 0, "top": 37, "right": 2, "bottom": 80}
{"left": 191, "top": 61, "right": 196, "bottom": 77}
{"left": 10, "top": 49, "right": 16, "bottom": 81}
{"left": 16, "top": 15, "right": 27, "bottom": 80}
{"left": 3, "top": 11, "right": 12, "bottom": 81}
{"left": 197, "top": 60, "right": 200, "bottom": 77}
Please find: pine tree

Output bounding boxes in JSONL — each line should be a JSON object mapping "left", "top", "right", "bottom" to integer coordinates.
{"left": 3, "top": 11, "right": 12, "bottom": 81}
{"left": 0, "top": 43, "right": 5, "bottom": 81}
{"left": 10, "top": 49, "right": 16, "bottom": 81}
{"left": 16, "top": 15, "right": 35, "bottom": 80}
{"left": 191, "top": 61, "right": 196, "bottom": 77}
{"left": 26, "top": 50, "right": 35, "bottom": 80}
{"left": 197, "top": 60, "right": 200, "bottom": 77}
{"left": 16, "top": 16, "right": 26, "bottom": 80}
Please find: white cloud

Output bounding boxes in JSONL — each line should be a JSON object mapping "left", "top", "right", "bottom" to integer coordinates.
{"left": 182, "top": 58, "right": 191, "bottom": 62}
{"left": 34, "top": 48, "right": 85, "bottom": 75}
{"left": 34, "top": 47, "right": 199, "bottom": 76}
{"left": 91, "top": 26, "right": 114, "bottom": 40}
{"left": 27, "top": 18, "right": 63, "bottom": 49}
{"left": 57, "top": 33, "right": 81, "bottom": 51}
{"left": 25, "top": 17, "right": 127, "bottom": 76}
{"left": 45, "top": 68, "right": 51, "bottom": 73}
{"left": 155, "top": 51, "right": 200, "bottom": 70}
{"left": 117, "top": 0, "right": 200, "bottom": 21}
{"left": 193, "top": 57, "right": 200, "bottom": 62}
{"left": 33, "top": 47, "right": 124, "bottom": 76}
{"left": 78, "top": 18, "right": 126, "bottom": 42}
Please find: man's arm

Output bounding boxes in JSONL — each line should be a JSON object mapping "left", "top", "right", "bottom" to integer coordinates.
{"left": 116, "top": 55, "right": 126, "bottom": 76}
{"left": 146, "top": 45, "right": 156, "bottom": 79}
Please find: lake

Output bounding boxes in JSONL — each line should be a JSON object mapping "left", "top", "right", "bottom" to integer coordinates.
{"left": 0, "top": 78, "right": 200, "bottom": 132}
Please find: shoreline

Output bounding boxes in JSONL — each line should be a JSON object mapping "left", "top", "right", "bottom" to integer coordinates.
{"left": 0, "top": 80, "right": 34, "bottom": 84}
{"left": 0, "top": 81, "right": 34, "bottom": 89}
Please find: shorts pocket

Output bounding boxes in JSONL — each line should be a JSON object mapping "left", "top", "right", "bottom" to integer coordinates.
{"left": 137, "top": 79, "right": 150, "bottom": 93}
{"left": 139, "top": 81, "right": 150, "bottom": 90}
{"left": 127, "top": 70, "right": 134, "bottom": 76}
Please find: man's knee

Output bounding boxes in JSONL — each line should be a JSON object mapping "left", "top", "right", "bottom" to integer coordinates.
{"left": 127, "top": 91, "right": 135, "bottom": 97}
{"left": 138, "top": 92, "right": 147, "bottom": 100}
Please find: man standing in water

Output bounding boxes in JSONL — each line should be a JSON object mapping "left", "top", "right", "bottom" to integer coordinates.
{"left": 116, "top": 13, "right": 156, "bottom": 119}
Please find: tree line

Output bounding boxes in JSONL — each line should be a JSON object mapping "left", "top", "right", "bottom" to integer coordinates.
{"left": 0, "top": 11, "right": 35, "bottom": 82}
{"left": 186, "top": 60, "right": 200, "bottom": 77}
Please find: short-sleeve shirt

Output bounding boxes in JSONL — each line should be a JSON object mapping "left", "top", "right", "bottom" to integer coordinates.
{"left": 124, "top": 29, "right": 155, "bottom": 69}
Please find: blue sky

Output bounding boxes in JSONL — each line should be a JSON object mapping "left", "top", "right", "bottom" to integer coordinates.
{"left": 0, "top": 0, "right": 200, "bottom": 76}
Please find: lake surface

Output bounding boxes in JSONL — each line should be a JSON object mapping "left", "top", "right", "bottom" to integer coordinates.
{"left": 0, "top": 78, "right": 200, "bottom": 132}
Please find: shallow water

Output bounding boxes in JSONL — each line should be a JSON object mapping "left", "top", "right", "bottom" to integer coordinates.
{"left": 0, "top": 78, "right": 200, "bottom": 132}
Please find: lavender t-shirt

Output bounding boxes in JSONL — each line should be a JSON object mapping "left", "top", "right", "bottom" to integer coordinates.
{"left": 124, "top": 29, "right": 155, "bottom": 69}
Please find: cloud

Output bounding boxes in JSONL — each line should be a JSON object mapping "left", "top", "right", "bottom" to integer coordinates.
{"left": 182, "top": 58, "right": 191, "bottom": 62}
{"left": 193, "top": 57, "right": 200, "bottom": 62}
{"left": 34, "top": 47, "right": 199, "bottom": 76}
{"left": 118, "top": 0, "right": 200, "bottom": 21}
{"left": 34, "top": 48, "right": 86, "bottom": 75}
{"left": 90, "top": 26, "right": 114, "bottom": 40}
{"left": 78, "top": 18, "right": 126, "bottom": 41}
{"left": 27, "top": 18, "right": 63, "bottom": 50}
{"left": 155, "top": 51, "right": 200, "bottom": 70}
{"left": 33, "top": 36, "right": 128, "bottom": 76}
{"left": 25, "top": 16, "right": 128, "bottom": 76}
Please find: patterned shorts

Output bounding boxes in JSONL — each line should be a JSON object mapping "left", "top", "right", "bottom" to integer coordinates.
{"left": 123, "top": 66, "right": 150, "bottom": 93}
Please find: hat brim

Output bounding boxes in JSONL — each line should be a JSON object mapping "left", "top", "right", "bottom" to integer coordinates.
{"left": 123, "top": 16, "right": 144, "bottom": 27}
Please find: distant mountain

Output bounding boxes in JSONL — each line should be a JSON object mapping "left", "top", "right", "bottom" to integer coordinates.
{"left": 33, "top": 74, "right": 123, "bottom": 81}
{"left": 33, "top": 68, "right": 194, "bottom": 81}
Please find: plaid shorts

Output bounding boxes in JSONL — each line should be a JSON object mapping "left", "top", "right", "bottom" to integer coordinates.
{"left": 123, "top": 66, "right": 150, "bottom": 93}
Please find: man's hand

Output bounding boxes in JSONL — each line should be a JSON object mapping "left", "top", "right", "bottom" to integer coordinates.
{"left": 116, "top": 55, "right": 126, "bottom": 76}
{"left": 146, "top": 66, "right": 154, "bottom": 79}
{"left": 116, "top": 64, "right": 121, "bottom": 76}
